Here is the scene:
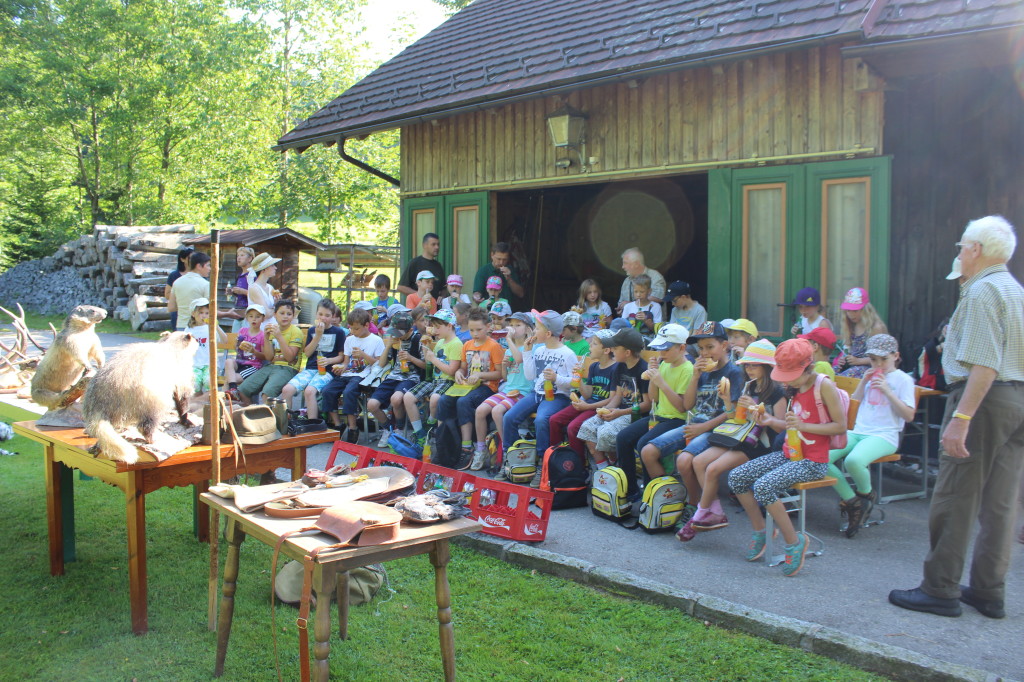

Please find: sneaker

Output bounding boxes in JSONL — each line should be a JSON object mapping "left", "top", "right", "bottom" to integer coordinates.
{"left": 376, "top": 426, "right": 392, "bottom": 449}
{"left": 344, "top": 428, "right": 360, "bottom": 444}
{"left": 529, "top": 468, "right": 543, "bottom": 488}
{"left": 745, "top": 530, "right": 768, "bottom": 561}
{"left": 414, "top": 430, "right": 429, "bottom": 451}
{"left": 676, "top": 518, "right": 697, "bottom": 542}
{"left": 679, "top": 504, "right": 697, "bottom": 526}
{"left": 470, "top": 450, "right": 486, "bottom": 471}
{"left": 494, "top": 469, "right": 510, "bottom": 482}
{"left": 782, "top": 533, "right": 808, "bottom": 577}
{"left": 693, "top": 511, "right": 729, "bottom": 531}
{"left": 455, "top": 447, "right": 474, "bottom": 471}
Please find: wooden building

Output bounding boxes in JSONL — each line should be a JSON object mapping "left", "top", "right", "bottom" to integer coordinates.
{"left": 184, "top": 228, "right": 325, "bottom": 305}
{"left": 277, "top": 0, "right": 1024, "bottom": 349}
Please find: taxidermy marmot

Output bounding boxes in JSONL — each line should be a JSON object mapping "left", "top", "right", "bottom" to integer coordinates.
{"left": 30, "top": 305, "right": 108, "bottom": 409}
{"left": 84, "top": 331, "right": 197, "bottom": 464}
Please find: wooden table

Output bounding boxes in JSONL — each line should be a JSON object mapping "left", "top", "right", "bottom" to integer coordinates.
{"left": 13, "top": 420, "right": 339, "bottom": 634}
{"left": 202, "top": 493, "right": 480, "bottom": 681}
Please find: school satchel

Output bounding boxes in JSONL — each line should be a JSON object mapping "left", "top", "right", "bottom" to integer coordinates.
{"left": 590, "top": 466, "right": 633, "bottom": 524}
{"left": 538, "top": 445, "right": 588, "bottom": 509}
{"left": 707, "top": 417, "right": 763, "bottom": 450}
{"left": 386, "top": 431, "right": 423, "bottom": 461}
{"left": 637, "top": 476, "right": 687, "bottom": 533}
{"left": 501, "top": 439, "right": 537, "bottom": 484}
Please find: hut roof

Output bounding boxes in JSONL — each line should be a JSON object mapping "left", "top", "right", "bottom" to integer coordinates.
{"left": 183, "top": 228, "right": 326, "bottom": 251}
{"left": 276, "top": 0, "right": 1024, "bottom": 150}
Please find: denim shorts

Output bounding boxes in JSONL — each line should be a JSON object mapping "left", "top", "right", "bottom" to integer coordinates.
{"left": 647, "top": 427, "right": 713, "bottom": 457}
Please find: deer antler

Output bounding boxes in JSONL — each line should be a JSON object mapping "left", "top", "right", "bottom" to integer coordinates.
{"left": 0, "top": 303, "right": 46, "bottom": 352}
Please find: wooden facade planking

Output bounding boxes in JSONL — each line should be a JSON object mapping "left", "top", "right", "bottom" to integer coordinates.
{"left": 401, "top": 44, "right": 883, "bottom": 194}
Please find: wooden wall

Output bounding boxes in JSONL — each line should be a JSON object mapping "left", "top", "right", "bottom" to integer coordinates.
{"left": 885, "top": 65, "right": 1024, "bottom": 352}
{"left": 400, "top": 43, "right": 883, "bottom": 195}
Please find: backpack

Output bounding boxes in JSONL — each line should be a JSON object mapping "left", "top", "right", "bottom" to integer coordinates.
{"left": 812, "top": 373, "right": 851, "bottom": 449}
{"left": 502, "top": 439, "right": 537, "bottom": 484}
{"left": 387, "top": 431, "right": 423, "bottom": 461}
{"left": 539, "top": 445, "right": 589, "bottom": 509}
{"left": 590, "top": 466, "right": 632, "bottom": 522}
{"left": 485, "top": 429, "right": 502, "bottom": 475}
{"left": 637, "top": 476, "right": 686, "bottom": 532}
{"left": 431, "top": 419, "right": 461, "bottom": 469}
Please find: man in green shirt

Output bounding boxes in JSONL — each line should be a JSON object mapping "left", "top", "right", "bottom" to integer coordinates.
{"left": 473, "top": 241, "right": 524, "bottom": 309}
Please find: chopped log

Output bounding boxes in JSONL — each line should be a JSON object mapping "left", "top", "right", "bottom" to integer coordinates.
{"left": 113, "top": 306, "right": 130, "bottom": 321}
{"left": 96, "top": 224, "right": 196, "bottom": 235}
{"left": 138, "top": 284, "right": 166, "bottom": 296}
{"left": 134, "top": 295, "right": 167, "bottom": 307}
{"left": 129, "top": 295, "right": 170, "bottom": 329}
{"left": 128, "top": 265, "right": 175, "bottom": 279}
{"left": 124, "top": 275, "right": 167, "bottom": 287}
{"left": 128, "top": 234, "right": 189, "bottom": 254}
{"left": 139, "top": 320, "right": 168, "bottom": 332}
{"left": 122, "top": 250, "right": 178, "bottom": 265}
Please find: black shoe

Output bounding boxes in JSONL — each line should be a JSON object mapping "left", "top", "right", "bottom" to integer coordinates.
{"left": 888, "top": 587, "right": 962, "bottom": 617}
{"left": 455, "top": 447, "right": 474, "bottom": 471}
{"left": 344, "top": 428, "right": 360, "bottom": 444}
{"left": 959, "top": 585, "right": 1005, "bottom": 619}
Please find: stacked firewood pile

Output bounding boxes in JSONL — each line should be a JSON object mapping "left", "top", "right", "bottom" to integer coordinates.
{"left": 52, "top": 224, "right": 196, "bottom": 331}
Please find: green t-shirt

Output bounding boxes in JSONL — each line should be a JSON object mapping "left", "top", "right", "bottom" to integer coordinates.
{"left": 653, "top": 360, "right": 695, "bottom": 420}
{"left": 270, "top": 323, "right": 305, "bottom": 371}
{"left": 814, "top": 360, "right": 835, "bottom": 380}
{"left": 565, "top": 338, "right": 590, "bottom": 357}
{"left": 433, "top": 336, "right": 464, "bottom": 381}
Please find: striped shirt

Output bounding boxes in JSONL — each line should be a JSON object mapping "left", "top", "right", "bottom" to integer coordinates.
{"left": 942, "top": 264, "right": 1024, "bottom": 384}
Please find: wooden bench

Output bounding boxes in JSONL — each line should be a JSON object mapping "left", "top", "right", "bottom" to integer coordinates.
{"left": 764, "top": 476, "right": 836, "bottom": 567}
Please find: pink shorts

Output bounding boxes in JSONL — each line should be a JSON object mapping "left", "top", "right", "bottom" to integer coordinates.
{"left": 482, "top": 391, "right": 524, "bottom": 412}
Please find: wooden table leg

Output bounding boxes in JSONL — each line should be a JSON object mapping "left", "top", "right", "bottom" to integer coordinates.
{"left": 293, "top": 446, "right": 306, "bottom": 480}
{"left": 430, "top": 539, "right": 456, "bottom": 682}
{"left": 61, "top": 463, "right": 77, "bottom": 562}
{"left": 194, "top": 482, "right": 211, "bottom": 543}
{"left": 43, "top": 444, "right": 65, "bottom": 576}
{"left": 336, "top": 571, "right": 349, "bottom": 640}
{"left": 313, "top": 565, "right": 334, "bottom": 682}
{"left": 126, "top": 472, "right": 148, "bottom": 635}
{"left": 214, "top": 518, "right": 245, "bottom": 677}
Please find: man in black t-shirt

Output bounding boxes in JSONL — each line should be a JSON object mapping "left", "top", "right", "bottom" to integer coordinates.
{"left": 398, "top": 232, "right": 446, "bottom": 300}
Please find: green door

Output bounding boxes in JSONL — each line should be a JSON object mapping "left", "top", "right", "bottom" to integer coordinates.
{"left": 708, "top": 157, "right": 891, "bottom": 340}
{"left": 401, "top": 192, "right": 489, "bottom": 282}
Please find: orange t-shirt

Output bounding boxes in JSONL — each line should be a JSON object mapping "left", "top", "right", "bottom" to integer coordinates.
{"left": 461, "top": 337, "right": 505, "bottom": 392}
{"left": 406, "top": 293, "right": 438, "bottom": 314}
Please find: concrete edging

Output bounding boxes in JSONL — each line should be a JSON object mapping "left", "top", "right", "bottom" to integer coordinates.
{"left": 452, "top": 533, "right": 1002, "bottom": 682}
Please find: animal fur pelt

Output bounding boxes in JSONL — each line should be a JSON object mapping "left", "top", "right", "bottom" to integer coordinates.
{"left": 83, "top": 331, "right": 197, "bottom": 464}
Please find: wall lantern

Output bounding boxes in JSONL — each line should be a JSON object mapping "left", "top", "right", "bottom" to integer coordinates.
{"left": 545, "top": 104, "right": 588, "bottom": 149}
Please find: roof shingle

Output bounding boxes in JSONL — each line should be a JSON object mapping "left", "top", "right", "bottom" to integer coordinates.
{"left": 278, "top": 0, "right": 1024, "bottom": 149}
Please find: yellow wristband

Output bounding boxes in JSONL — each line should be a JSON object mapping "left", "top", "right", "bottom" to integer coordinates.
{"left": 952, "top": 411, "right": 973, "bottom": 421}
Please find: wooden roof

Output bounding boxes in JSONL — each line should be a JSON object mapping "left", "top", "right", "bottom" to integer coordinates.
{"left": 277, "top": 0, "right": 1024, "bottom": 150}
{"left": 183, "top": 228, "right": 326, "bottom": 251}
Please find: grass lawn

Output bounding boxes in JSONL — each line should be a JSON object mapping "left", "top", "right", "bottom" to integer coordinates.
{"left": 0, "top": 401, "right": 880, "bottom": 681}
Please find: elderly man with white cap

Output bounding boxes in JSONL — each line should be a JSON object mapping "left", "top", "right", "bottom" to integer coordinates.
{"left": 890, "top": 215, "right": 1024, "bottom": 619}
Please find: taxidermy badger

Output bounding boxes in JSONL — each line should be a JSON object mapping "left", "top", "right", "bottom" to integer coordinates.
{"left": 83, "top": 331, "right": 197, "bottom": 464}
{"left": 30, "top": 304, "right": 108, "bottom": 409}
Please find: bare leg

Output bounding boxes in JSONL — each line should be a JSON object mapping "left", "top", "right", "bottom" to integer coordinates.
{"left": 280, "top": 383, "right": 297, "bottom": 406}
{"left": 304, "top": 386, "right": 320, "bottom": 419}
{"left": 736, "top": 490, "right": 765, "bottom": 531}
{"left": 766, "top": 500, "right": 799, "bottom": 545}
{"left": 403, "top": 392, "right": 420, "bottom": 429}
{"left": 673, "top": 451, "right": 701, "bottom": 504}
{"left": 474, "top": 402, "right": 492, "bottom": 443}
{"left": 492, "top": 404, "right": 508, "bottom": 441}
{"left": 428, "top": 393, "right": 440, "bottom": 421}
{"left": 390, "top": 392, "right": 407, "bottom": 422}
{"left": 698, "top": 450, "right": 748, "bottom": 509}
{"left": 368, "top": 398, "right": 387, "bottom": 424}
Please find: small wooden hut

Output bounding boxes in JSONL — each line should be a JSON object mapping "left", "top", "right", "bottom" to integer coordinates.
{"left": 183, "top": 228, "right": 326, "bottom": 306}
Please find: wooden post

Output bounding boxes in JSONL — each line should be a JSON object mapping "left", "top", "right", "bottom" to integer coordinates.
{"left": 208, "top": 229, "right": 221, "bottom": 631}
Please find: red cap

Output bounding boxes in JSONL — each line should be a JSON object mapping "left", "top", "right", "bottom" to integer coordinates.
{"left": 798, "top": 327, "right": 837, "bottom": 351}
{"left": 771, "top": 339, "right": 814, "bottom": 382}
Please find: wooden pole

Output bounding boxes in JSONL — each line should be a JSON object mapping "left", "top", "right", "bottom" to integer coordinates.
{"left": 207, "top": 229, "right": 221, "bottom": 631}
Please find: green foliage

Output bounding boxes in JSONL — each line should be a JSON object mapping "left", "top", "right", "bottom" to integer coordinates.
{"left": 433, "top": 0, "right": 473, "bottom": 13}
{"left": 0, "top": 0, "right": 407, "bottom": 270}
{"left": 0, "top": 410, "right": 880, "bottom": 680}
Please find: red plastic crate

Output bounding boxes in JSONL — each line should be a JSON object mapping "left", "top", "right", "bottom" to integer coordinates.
{"left": 325, "top": 441, "right": 375, "bottom": 468}
{"left": 355, "top": 447, "right": 424, "bottom": 475}
{"left": 416, "top": 462, "right": 476, "bottom": 494}
{"left": 469, "top": 477, "right": 553, "bottom": 542}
